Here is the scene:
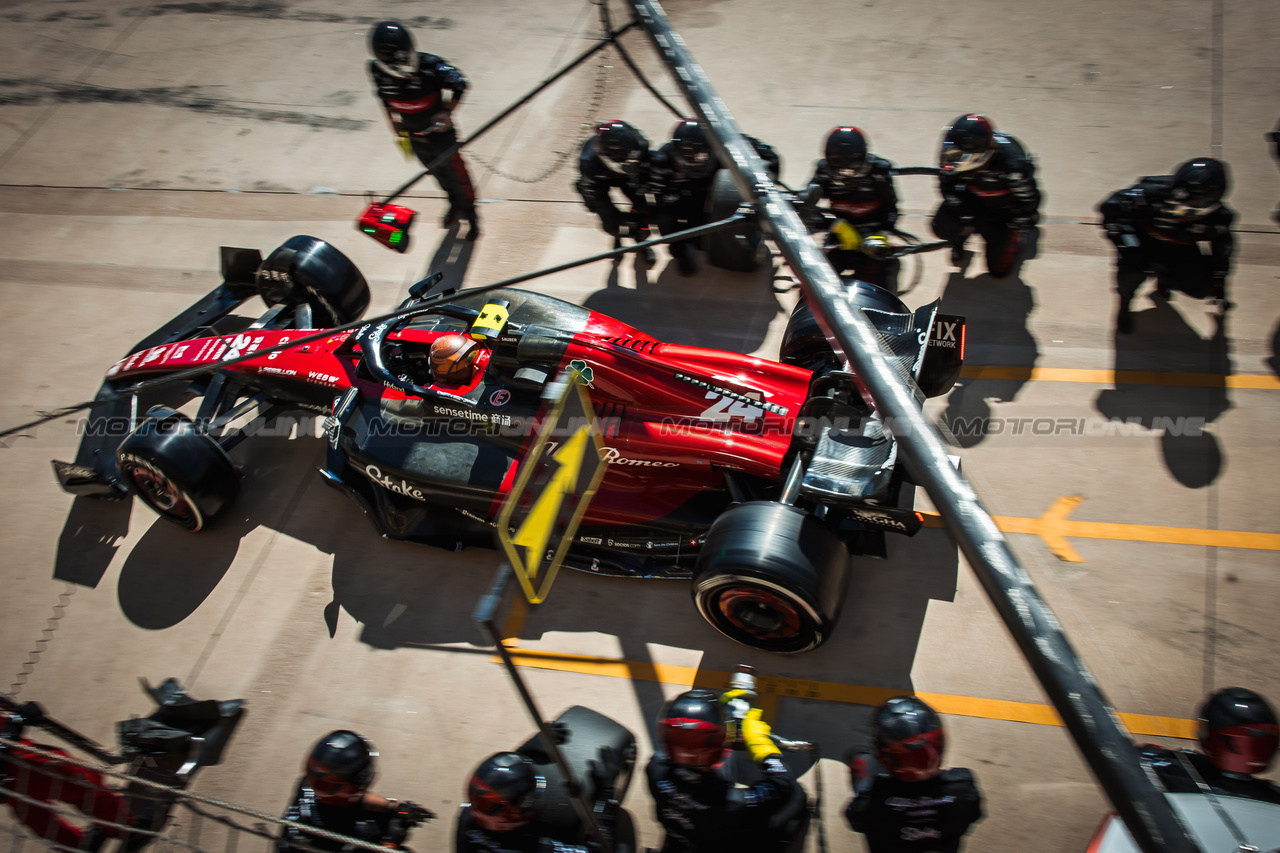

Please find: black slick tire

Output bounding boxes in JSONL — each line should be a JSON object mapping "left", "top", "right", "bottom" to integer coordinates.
{"left": 116, "top": 409, "right": 240, "bottom": 532}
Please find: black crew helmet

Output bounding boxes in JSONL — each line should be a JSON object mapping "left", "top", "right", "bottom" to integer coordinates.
{"left": 468, "top": 752, "right": 546, "bottom": 832}
{"left": 1166, "top": 157, "right": 1229, "bottom": 219}
{"left": 1198, "top": 687, "right": 1279, "bottom": 775}
{"left": 825, "top": 126, "right": 871, "bottom": 182}
{"left": 370, "top": 21, "right": 419, "bottom": 79}
{"left": 939, "top": 114, "right": 996, "bottom": 174}
{"left": 304, "top": 730, "right": 378, "bottom": 804}
{"left": 657, "top": 689, "right": 726, "bottom": 769}
{"left": 871, "top": 696, "right": 945, "bottom": 782}
{"left": 671, "top": 118, "right": 715, "bottom": 179}
{"left": 594, "top": 120, "right": 648, "bottom": 179}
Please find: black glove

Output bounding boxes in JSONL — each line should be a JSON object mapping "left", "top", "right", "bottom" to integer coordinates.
{"left": 396, "top": 801, "right": 435, "bottom": 826}
{"left": 1104, "top": 222, "right": 1140, "bottom": 249}
{"left": 1011, "top": 212, "right": 1039, "bottom": 229}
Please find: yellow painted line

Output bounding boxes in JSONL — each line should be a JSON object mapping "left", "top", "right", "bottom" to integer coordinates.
{"left": 501, "top": 648, "right": 1196, "bottom": 739}
{"left": 960, "top": 365, "right": 1280, "bottom": 390}
{"left": 921, "top": 497, "right": 1280, "bottom": 563}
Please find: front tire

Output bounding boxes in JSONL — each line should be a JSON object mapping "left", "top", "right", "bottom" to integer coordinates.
{"left": 256, "top": 235, "right": 371, "bottom": 326}
{"left": 116, "top": 409, "right": 240, "bottom": 531}
{"left": 692, "top": 502, "right": 850, "bottom": 653}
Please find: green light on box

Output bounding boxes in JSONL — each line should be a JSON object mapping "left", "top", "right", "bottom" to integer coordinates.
{"left": 390, "top": 231, "right": 403, "bottom": 244}
{"left": 363, "top": 227, "right": 377, "bottom": 234}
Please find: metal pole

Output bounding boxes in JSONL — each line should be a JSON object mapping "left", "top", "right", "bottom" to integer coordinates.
{"left": 472, "top": 565, "right": 613, "bottom": 853}
{"left": 627, "top": 3, "right": 1200, "bottom": 851}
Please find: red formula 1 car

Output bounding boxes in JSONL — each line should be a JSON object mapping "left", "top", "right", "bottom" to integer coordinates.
{"left": 53, "top": 236, "right": 964, "bottom": 653}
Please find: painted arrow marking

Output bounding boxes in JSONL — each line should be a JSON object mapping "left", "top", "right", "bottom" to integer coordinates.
{"left": 922, "top": 497, "right": 1280, "bottom": 562}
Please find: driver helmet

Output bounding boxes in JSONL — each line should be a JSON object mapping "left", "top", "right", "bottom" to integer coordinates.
{"left": 370, "top": 21, "right": 420, "bottom": 79}
{"left": 430, "top": 333, "right": 478, "bottom": 384}
{"left": 939, "top": 114, "right": 996, "bottom": 174}
{"left": 594, "top": 120, "right": 648, "bottom": 179}
{"left": 467, "top": 752, "right": 546, "bottom": 832}
{"left": 671, "top": 118, "right": 715, "bottom": 179}
{"left": 1165, "top": 157, "right": 1228, "bottom": 220}
{"left": 657, "top": 689, "right": 726, "bottom": 770}
{"left": 304, "top": 730, "right": 378, "bottom": 804}
{"left": 1197, "top": 687, "right": 1279, "bottom": 775}
{"left": 824, "top": 126, "right": 872, "bottom": 183}
{"left": 871, "top": 696, "right": 945, "bottom": 782}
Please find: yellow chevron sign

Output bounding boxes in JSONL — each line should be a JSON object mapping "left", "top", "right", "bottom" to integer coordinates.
{"left": 498, "top": 372, "right": 606, "bottom": 603}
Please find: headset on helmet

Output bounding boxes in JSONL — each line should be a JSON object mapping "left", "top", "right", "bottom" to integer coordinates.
{"left": 370, "top": 21, "right": 420, "bottom": 79}
{"left": 1166, "top": 157, "right": 1228, "bottom": 220}
{"left": 939, "top": 114, "right": 996, "bottom": 174}
{"left": 825, "top": 127, "right": 871, "bottom": 182}
{"left": 871, "top": 696, "right": 945, "bottom": 782}
{"left": 305, "top": 730, "right": 378, "bottom": 804}
{"left": 594, "top": 120, "right": 648, "bottom": 179}
{"left": 1198, "top": 687, "right": 1279, "bottom": 775}
{"left": 468, "top": 752, "right": 545, "bottom": 832}
{"left": 657, "top": 689, "right": 726, "bottom": 769}
{"left": 671, "top": 118, "right": 715, "bottom": 179}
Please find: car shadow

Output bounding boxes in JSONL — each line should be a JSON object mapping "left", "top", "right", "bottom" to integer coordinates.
{"left": 1094, "top": 297, "right": 1231, "bottom": 488}
{"left": 422, "top": 223, "right": 477, "bottom": 292}
{"left": 1267, "top": 315, "right": 1280, "bottom": 379}
{"left": 936, "top": 267, "right": 1040, "bottom": 447}
{"left": 53, "top": 496, "right": 132, "bottom": 589}
{"left": 581, "top": 251, "right": 784, "bottom": 354}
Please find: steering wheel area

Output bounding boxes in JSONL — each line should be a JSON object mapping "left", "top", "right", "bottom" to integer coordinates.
{"left": 356, "top": 317, "right": 438, "bottom": 398}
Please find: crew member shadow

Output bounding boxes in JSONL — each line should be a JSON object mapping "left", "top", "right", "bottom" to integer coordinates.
{"left": 935, "top": 268, "right": 1040, "bottom": 447}
{"left": 581, "top": 254, "right": 784, "bottom": 354}
{"left": 1095, "top": 297, "right": 1231, "bottom": 488}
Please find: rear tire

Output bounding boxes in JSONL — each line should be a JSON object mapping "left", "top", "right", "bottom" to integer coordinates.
{"left": 692, "top": 502, "right": 850, "bottom": 653}
{"left": 116, "top": 409, "right": 240, "bottom": 532}
{"left": 256, "top": 235, "right": 371, "bottom": 326}
{"left": 704, "top": 170, "right": 767, "bottom": 272}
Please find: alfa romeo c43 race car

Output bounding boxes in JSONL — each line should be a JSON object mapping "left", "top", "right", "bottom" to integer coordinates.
{"left": 53, "top": 236, "right": 964, "bottom": 653}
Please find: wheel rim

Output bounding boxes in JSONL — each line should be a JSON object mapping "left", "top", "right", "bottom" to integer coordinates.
{"left": 716, "top": 586, "right": 804, "bottom": 641}
{"left": 127, "top": 464, "right": 195, "bottom": 523}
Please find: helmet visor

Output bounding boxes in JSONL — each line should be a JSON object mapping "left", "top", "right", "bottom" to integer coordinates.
{"left": 305, "top": 768, "right": 364, "bottom": 804}
{"left": 878, "top": 729, "right": 944, "bottom": 781}
{"left": 939, "top": 145, "right": 990, "bottom": 173}
{"left": 600, "top": 149, "right": 642, "bottom": 178}
{"left": 1163, "top": 200, "right": 1221, "bottom": 220}
{"left": 469, "top": 776, "right": 544, "bottom": 832}
{"left": 374, "top": 48, "right": 419, "bottom": 79}
{"left": 675, "top": 148, "right": 714, "bottom": 177}
{"left": 661, "top": 718, "right": 724, "bottom": 768}
{"left": 828, "top": 153, "right": 870, "bottom": 180}
{"left": 1205, "top": 723, "right": 1279, "bottom": 774}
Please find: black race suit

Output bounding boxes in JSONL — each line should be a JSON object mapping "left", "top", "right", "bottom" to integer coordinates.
{"left": 845, "top": 767, "right": 983, "bottom": 853}
{"left": 806, "top": 154, "right": 900, "bottom": 289}
{"left": 931, "top": 132, "right": 1040, "bottom": 278}
{"left": 369, "top": 53, "right": 477, "bottom": 219}
{"left": 575, "top": 138, "right": 650, "bottom": 244}
{"left": 277, "top": 784, "right": 400, "bottom": 853}
{"left": 646, "top": 752, "right": 806, "bottom": 853}
{"left": 1099, "top": 176, "right": 1234, "bottom": 314}
{"left": 453, "top": 806, "right": 595, "bottom": 853}
{"left": 646, "top": 137, "right": 779, "bottom": 266}
{"left": 1139, "top": 745, "right": 1280, "bottom": 805}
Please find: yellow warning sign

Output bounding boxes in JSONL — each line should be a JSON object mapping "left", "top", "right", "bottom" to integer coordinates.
{"left": 497, "top": 369, "right": 606, "bottom": 603}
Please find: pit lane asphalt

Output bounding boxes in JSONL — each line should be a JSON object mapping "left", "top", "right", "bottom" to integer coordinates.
{"left": 1, "top": 1, "right": 1279, "bottom": 851}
